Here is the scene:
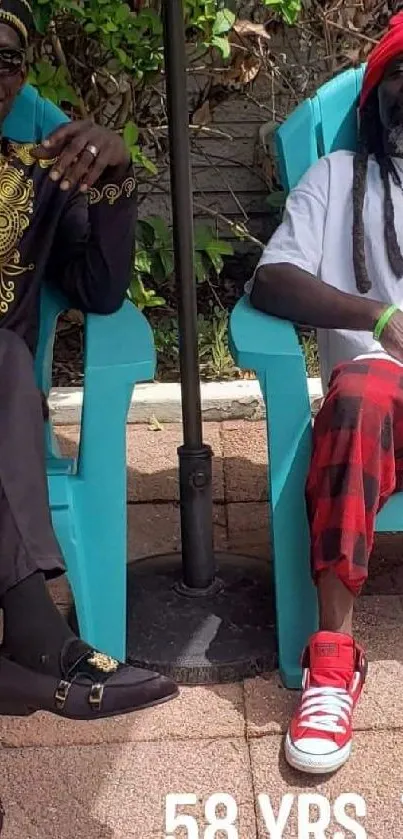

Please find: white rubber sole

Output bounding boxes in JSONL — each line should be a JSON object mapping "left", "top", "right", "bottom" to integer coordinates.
{"left": 284, "top": 732, "right": 352, "bottom": 775}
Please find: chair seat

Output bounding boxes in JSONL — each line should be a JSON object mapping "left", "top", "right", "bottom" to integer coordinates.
{"left": 376, "top": 491, "right": 403, "bottom": 532}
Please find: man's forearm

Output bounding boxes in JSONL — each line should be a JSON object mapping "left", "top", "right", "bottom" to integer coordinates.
{"left": 51, "top": 165, "right": 137, "bottom": 314}
{"left": 250, "top": 263, "right": 385, "bottom": 332}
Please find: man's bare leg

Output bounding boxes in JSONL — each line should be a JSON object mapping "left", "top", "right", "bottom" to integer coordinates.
{"left": 317, "top": 570, "right": 354, "bottom": 636}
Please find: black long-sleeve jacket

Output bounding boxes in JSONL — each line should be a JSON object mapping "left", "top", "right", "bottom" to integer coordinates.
{"left": 0, "top": 137, "right": 136, "bottom": 354}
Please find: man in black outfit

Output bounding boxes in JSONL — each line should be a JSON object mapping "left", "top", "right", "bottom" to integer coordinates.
{"left": 0, "top": 0, "right": 178, "bottom": 720}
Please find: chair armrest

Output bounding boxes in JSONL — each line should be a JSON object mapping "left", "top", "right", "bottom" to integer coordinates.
{"left": 76, "top": 302, "right": 155, "bottom": 480}
{"left": 36, "top": 292, "right": 155, "bottom": 461}
{"left": 84, "top": 300, "right": 155, "bottom": 382}
{"left": 35, "top": 287, "right": 70, "bottom": 395}
{"left": 229, "top": 295, "right": 304, "bottom": 371}
{"left": 36, "top": 291, "right": 155, "bottom": 393}
{"left": 229, "top": 295, "right": 312, "bottom": 510}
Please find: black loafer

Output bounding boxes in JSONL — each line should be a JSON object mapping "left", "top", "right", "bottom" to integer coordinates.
{"left": 0, "top": 639, "right": 179, "bottom": 720}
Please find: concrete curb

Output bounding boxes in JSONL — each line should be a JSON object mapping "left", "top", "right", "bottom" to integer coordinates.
{"left": 49, "top": 378, "right": 324, "bottom": 425}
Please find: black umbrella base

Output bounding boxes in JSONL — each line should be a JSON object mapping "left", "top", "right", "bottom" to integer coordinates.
{"left": 126, "top": 552, "right": 277, "bottom": 684}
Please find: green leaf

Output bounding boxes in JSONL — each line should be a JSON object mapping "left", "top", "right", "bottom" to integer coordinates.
{"left": 135, "top": 249, "right": 152, "bottom": 275}
{"left": 129, "top": 275, "right": 165, "bottom": 311}
{"left": 262, "top": 0, "right": 301, "bottom": 23}
{"left": 151, "top": 254, "right": 168, "bottom": 283}
{"left": 131, "top": 148, "right": 158, "bottom": 175}
{"left": 116, "top": 47, "right": 129, "bottom": 65}
{"left": 206, "top": 250, "right": 223, "bottom": 274}
{"left": 115, "top": 3, "right": 131, "bottom": 23}
{"left": 27, "top": 68, "right": 37, "bottom": 85}
{"left": 123, "top": 121, "right": 139, "bottom": 148}
{"left": 205, "top": 239, "right": 233, "bottom": 273}
{"left": 58, "top": 86, "right": 80, "bottom": 106}
{"left": 211, "top": 35, "right": 231, "bottom": 59}
{"left": 62, "top": 1, "right": 85, "bottom": 16}
{"left": 266, "top": 190, "right": 286, "bottom": 208}
{"left": 145, "top": 294, "right": 166, "bottom": 308}
{"left": 212, "top": 9, "right": 235, "bottom": 35}
{"left": 159, "top": 249, "right": 174, "bottom": 278}
{"left": 32, "top": 7, "right": 50, "bottom": 35}
{"left": 141, "top": 155, "right": 158, "bottom": 175}
{"left": 41, "top": 85, "right": 58, "bottom": 104}
{"left": 194, "top": 251, "right": 207, "bottom": 284}
{"left": 36, "top": 60, "right": 56, "bottom": 85}
{"left": 145, "top": 216, "right": 171, "bottom": 245}
{"left": 211, "top": 239, "right": 233, "bottom": 256}
{"left": 136, "top": 8, "right": 162, "bottom": 33}
{"left": 136, "top": 219, "right": 156, "bottom": 248}
{"left": 194, "top": 224, "right": 214, "bottom": 251}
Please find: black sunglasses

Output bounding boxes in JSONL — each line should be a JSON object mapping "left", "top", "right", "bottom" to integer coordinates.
{"left": 0, "top": 48, "right": 25, "bottom": 76}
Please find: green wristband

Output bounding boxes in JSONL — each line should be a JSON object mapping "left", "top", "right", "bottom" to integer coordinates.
{"left": 373, "top": 304, "right": 400, "bottom": 341}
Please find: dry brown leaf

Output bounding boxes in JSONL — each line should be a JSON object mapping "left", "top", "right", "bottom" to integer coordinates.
{"left": 148, "top": 415, "right": 163, "bottom": 432}
{"left": 212, "top": 63, "right": 242, "bottom": 86}
{"left": 215, "top": 51, "right": 262, "bottom": 88}
{"left": 239, "top": 55, "right": 261, "bottom": 85}
{"left": 233, "top": 19, "right": 271, "bottom": 41}
{"left": 362, "top": 0, "right": 380, "bottom": 11}
{"left": 192, "top": 100, "right": 212, "bottom": 126}
{"left": 346, "top": 48, "right": 361, "bottom": 64}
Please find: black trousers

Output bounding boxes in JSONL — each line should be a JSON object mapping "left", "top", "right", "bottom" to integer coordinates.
{"left": 0, "top": 329, "right": 65, "bottom": 597}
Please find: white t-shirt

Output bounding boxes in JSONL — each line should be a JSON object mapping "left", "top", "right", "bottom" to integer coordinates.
{"left": 246, "top": 149, "right": 403, "bottom": 390}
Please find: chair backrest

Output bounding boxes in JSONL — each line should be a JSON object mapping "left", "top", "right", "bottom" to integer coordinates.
{"left": 2, "top": 83, "right": 70, "bottom": 143}
{"left": 275, "top": 65, "right": 366, "bottom": 193}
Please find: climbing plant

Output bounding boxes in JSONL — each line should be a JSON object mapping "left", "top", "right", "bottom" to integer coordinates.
{"left": 28, "top": 1, "right": 253, "bottom": 311}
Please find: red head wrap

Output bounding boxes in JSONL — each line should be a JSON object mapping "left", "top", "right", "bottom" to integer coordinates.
{"left": 360, "top": 12, "right": 403, "bottom": 110}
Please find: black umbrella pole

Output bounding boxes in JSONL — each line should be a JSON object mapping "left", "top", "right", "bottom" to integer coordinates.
{"left": 162, "top": 0, "right": 217, "bottom": 592}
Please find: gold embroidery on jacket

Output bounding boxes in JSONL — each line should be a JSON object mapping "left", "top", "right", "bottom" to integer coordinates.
{"left": 0, "top": 157, "right": 34, "bottom": 314}
{"left": 88, "top": 176, "right": 136, "bottom": 206}
{"left": 8, "top": 142, "right": 57, "bottom": 169}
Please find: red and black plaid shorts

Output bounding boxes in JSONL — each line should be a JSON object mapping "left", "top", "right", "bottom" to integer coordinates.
{"left": 306, "top": 358, "right": 403, "bottom": 595}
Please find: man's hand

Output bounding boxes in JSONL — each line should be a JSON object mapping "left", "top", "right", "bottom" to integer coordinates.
{"left": 32, "top": 120, "right": 131, "bottom": 193}
{"left": 379, "top": 308, "right": 403, "bottom": 364}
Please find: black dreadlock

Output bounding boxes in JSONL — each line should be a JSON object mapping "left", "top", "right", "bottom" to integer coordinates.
{"left": 353, "top": 86, "right": 403, "bottom": 293}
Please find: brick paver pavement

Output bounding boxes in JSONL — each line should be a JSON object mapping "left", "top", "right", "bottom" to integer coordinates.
{"left": 1, "top": 422, "right": 400, "bottom": 837}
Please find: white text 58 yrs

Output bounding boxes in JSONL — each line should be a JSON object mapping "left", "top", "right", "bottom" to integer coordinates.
{"left": 165, "top": 792, "right": 367, "bottom": 838}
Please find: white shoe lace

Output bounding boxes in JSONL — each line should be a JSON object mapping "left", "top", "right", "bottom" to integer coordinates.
{"left": 298, "top": 685, "right": 354, "bottom": 735}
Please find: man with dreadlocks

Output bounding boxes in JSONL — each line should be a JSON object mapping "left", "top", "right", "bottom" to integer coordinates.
{"left": 0, "top": 0, "right": 179, "bottom": 720}
{"left": 248, "top": 11, "right": 403, "bottom": 774}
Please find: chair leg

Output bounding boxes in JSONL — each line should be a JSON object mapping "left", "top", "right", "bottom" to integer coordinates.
{"left": 68, "top": 372, "right": 133, "bottom": 661}
{"left": 259, "top": 365, "right": 318, "bottom": 688}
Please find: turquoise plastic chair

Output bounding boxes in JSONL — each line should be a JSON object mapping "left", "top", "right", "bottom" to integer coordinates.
{"left": 3, "top": 84, "right": 155, "bottom": 660}
{"left": 229, "top": 65, "right": 403, "bottom": 689}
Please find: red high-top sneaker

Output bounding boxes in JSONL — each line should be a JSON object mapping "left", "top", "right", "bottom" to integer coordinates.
{"left": 285, "top": 631, "right": 367, "bottom": 774}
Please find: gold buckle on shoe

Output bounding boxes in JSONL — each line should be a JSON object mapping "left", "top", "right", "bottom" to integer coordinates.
{"left": 89, "top": 683, "right": 104, "bottom": 711}
{"left": 87, "top": 652, "right": 119, "bottom": 674}
{"left": 55, "top": 679, "right": 71, "bottom": 710}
